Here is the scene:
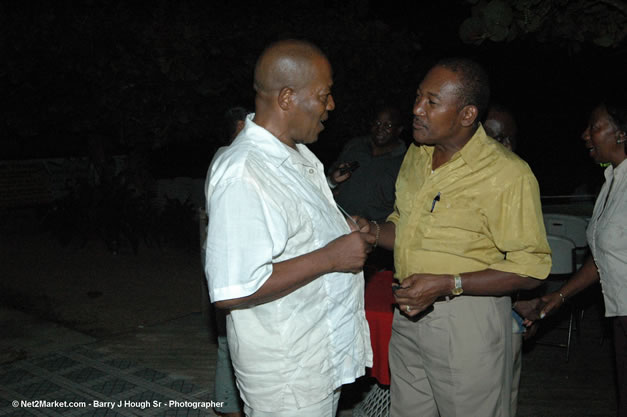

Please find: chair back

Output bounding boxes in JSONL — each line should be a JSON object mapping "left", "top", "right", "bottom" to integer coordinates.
{"left": 543, "top": 213, "right": 588, "bottom": 248}
{"left": 547, "top": 234, "right": 576, "bottom": 275}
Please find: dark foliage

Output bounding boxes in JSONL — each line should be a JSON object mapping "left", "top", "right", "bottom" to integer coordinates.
{"left": 460, "top": 0, "right": 626, "bottom": 49}
{"left": 156, "top": 197, "right": 198, "bottom": 249}
{"left": 2, "top": 1, "right": 625, "bottom": 194}
{"left": 1, "top": 1, "right": 420, "bottom": 171}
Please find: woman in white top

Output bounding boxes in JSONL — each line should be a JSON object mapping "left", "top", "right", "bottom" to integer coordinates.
{"left": 519, "top": 98, "right": 627, "bottom": 417}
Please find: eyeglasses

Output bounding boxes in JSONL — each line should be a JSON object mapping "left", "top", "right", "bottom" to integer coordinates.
{"left": 372, "top": 121, "right": 395, "bottom": 130}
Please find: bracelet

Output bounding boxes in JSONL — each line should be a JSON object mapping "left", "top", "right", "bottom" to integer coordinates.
{"left": 371, "top": 220, "right": 380, "bottom": 248}
{"left": 326, "top": 176, "right": 337, "bottom": 189}
{"left": 558, "top": 292, "right": 566, "bottom": 303}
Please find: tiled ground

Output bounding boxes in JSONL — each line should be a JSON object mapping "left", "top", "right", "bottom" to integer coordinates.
{"left": 0, "top": 301, "right": 618, "bottom": 417}
{"left": 0, "top": 346, "right": 216, "bottom": 417}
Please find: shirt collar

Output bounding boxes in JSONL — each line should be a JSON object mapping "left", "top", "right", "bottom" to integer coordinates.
{"left": 418, "top": 123, "right": 490, "bottom": 172}
{"left": 604, "top": 157, "right": 627, "bottom": 181}
{"left": 238, "top": 114, "right": 291, "bottom": 168}
{"left": 238, "top": 114, "right": 319, "bottom": 169}
{"left": 455, "top": 124, "right": 491, "bottom": 172}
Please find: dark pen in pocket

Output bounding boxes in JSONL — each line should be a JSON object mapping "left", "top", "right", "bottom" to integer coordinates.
{"left": 430, "top": 192, "right": 441, "bottom": 213}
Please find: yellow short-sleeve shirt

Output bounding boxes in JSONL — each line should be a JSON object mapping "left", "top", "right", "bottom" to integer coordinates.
{"left": 388, "top": 125, "right": 551, "bottom": 282}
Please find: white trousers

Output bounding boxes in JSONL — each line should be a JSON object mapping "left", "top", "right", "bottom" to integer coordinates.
{"left": 244, "top": 388, "right": 341, "bottom": 417}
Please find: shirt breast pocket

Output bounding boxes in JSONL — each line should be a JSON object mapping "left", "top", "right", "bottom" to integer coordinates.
{"left": 426, "top": 205, "right": 487, "bottom": 241}
{"left": 597, "top": 220, "right": 627, "bottom": 253}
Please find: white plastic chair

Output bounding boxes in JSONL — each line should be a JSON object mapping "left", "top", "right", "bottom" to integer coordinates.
{"left": 543, "top": 213, "right": 589, "bottom": 269}
{"left": 547, "top": 234, "right": 576, "bottom": 274}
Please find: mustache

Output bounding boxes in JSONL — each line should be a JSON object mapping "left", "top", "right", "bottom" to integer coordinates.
{"left": 413, "top": 117, "right": 426, "bottom": 128}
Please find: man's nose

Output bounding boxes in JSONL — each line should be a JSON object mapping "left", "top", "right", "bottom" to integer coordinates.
{"left": 581, "top": 127, "right": 590, "bottom": 141}
{"left": 327, "top": 95, "right": 336, "bottom": 111}
{"left": 413, "top": 100, "right": 425, "bottom": 117}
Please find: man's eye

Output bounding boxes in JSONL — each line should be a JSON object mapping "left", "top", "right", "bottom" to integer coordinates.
{"left": 429, "top": 100, "right": 437, "bottom": 105}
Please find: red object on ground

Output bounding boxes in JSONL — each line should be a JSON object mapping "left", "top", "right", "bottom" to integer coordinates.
{"left": 364, "top": 270, "right": 396, "bottom": 386}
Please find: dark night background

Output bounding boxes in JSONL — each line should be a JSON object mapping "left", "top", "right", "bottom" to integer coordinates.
{"left": 1, "top": 3, "right": 625, "bottom": 409}
{"left": 2, "top": 0, "right": 626, "bottom": 195}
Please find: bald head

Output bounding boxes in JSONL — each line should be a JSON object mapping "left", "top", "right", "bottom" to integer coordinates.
{"left": 254, "top": 40, "right": 326, "bottom": 94}
{"left": 252, "top": 40, "right": 335, "bottom": 148}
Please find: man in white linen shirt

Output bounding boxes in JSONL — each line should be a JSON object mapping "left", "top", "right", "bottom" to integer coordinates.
{"left": 204, "top": 39, "right": 375, "bottom": 417}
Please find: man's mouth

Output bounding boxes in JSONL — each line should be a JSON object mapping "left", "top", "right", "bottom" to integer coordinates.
{"left": 413, "top": 118, "right": 426, "bottom": 130}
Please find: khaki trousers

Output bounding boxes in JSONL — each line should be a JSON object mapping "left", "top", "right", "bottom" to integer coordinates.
{"left": 511, "top": 330, "right": 523, "bottom": 417}
{"left": 389, "top": 296, "right": 513, "bottom": 417}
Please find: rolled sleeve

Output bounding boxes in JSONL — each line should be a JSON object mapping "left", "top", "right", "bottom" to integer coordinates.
{"left": 387, "top": 204, "right": 400, "bottom": 225}
{"left": 205, "top": 177, "right": 288, "bottom": 302}
{"left": 487, "top": 174, "right": 551, "bottom": 279}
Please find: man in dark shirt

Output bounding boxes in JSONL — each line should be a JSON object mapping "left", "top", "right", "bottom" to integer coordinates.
{"left": 329, "top": 104, "right": 407, "bottom": 222}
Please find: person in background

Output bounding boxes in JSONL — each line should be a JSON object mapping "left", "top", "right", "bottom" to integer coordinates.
{"left": 484, "top": 103, "right": 518, "bottom": 152}
{"left": 328, "top": 104, "right": 407, "bottom": 270}
{"left": 516, "top": 97, "right": 627, "bottom": 417}
{"left": 204, "top": 39, "right": 374, "bottom": 417}
{"left": 224, "top": 107, "right": 249, "bottom": 143}
{"left": 329, "top": 104, "right": 407, "bottom": 222}
{"left": 371, "top": 58, "right": 551, "bottom": 417}
{"left": 484, "top": 103, "right": 525, "bottom": 417}
{"left": 209, "top": 106, "right": 249, "bottom": 417}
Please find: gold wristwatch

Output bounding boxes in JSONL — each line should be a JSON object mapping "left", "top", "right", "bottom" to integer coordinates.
{"left": 451, "top": 274, "right": 464, "bottom": 296}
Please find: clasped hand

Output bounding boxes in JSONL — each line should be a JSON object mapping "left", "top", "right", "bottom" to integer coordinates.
{"left": 325, "top": 215, "right": 374, "bottom": 274}
{"left": 513, "top": 291, "right": 564, "bottom": 326}
{"left": 393, "top": 273, "right": 448, "bottom": 317}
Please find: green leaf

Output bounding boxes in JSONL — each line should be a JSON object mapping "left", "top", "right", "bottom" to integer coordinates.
{"left": 593, "top": 35, "right": 614, "bottom": 47}
{"left": 459, "top": 17, "right": 487, "bottom": 45}
{"left": 482, "top": 0, "right": 514, "bottom": 28}
{"left": 489, "top": 24, "right": 510, "bottom": 42}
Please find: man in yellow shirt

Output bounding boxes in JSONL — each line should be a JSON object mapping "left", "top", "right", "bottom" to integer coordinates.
{"left": 372, "top": 58, "right": 551, "bottom": 417}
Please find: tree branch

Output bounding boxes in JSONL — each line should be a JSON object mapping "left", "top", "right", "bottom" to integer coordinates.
{"left": 596, "top": 0, "right": 627, "bottom": 16}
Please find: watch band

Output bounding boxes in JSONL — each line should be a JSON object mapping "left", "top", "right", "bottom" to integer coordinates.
{"left": 452, "top": 274, "right": 463, "bottom": 296}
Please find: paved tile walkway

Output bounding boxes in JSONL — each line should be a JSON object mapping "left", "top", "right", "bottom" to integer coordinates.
{"left": 0, "top": 302, "right": 618, "bottom": 417}
{"left": 0, "top": 311, "right": 220, "bottom": 417}
{"left": 0, "top": 345, "right": 217, "bottom": 417}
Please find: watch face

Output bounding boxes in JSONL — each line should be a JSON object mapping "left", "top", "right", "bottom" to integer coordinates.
{"left": 452, "top": 275, "right": 463, "bottom": 295}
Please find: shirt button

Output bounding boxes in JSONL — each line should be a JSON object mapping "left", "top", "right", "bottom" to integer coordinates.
{"left": 309, "top": 169, "right": 314, "bottom": 174}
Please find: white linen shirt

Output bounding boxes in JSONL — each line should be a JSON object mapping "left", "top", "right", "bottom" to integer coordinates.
{"left": 586, "top": 159, "right": 627, "bottom": 316}
{"left": 204, "top": 115, "right": 372, "bottom": 411}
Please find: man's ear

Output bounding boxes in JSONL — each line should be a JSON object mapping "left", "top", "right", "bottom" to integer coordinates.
{"left": 235, "top": 120, "right": 245, "bottom": 136}
{"left": 460, "top": 105, "right": 478, "bottom": 127}
{"left": 278, "top": 87, "right": 293, "bottom": 111}
{"left": 502, "top": 137, "right": 513, "bottom": 151}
